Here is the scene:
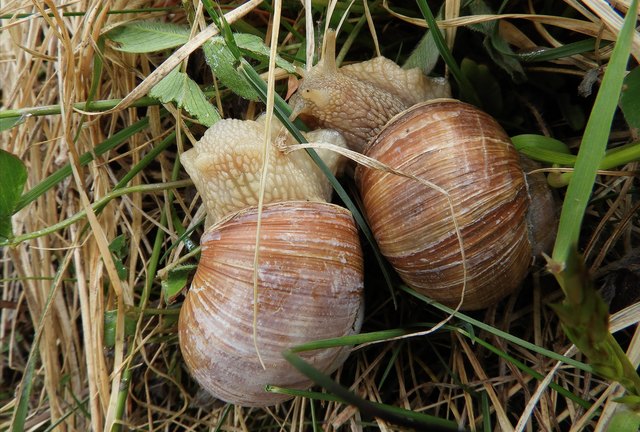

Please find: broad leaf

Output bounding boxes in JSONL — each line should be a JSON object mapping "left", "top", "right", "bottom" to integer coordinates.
{"left": 150, "top": 68, "right": 221, "bottom": 126}
{"left": 107, "top": 21, "right": 189, "bottom": 53}
{"left": 0, "top": 149, "right": 28, "bottom": 239}
{"left": 607, "top": 410, "right": 640, "bottom": 432}
{"left": 162, "top": 265, "right": 197, "bottom": 304}
{"left": 621, "top": 66, "right": 640, "bottom": 130}
{"left": 203, "top": 37, "right": 259, "bottom": 100}
{"left": 0, "top": 114, "right": 27, "bottom": 132}
{"left": 235, "top": 33, "right": 296, "bottom": 73}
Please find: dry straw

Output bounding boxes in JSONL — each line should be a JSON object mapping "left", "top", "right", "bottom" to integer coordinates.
{"left": 1, "top": 0, "right": 639, "bottom": 430}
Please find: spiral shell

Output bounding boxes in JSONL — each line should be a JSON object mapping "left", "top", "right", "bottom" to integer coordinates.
{"left": 178, "top": 201, "right": 364, "bottom": 406}
{"left": 356, "top": 99, "right": 533, "bottom": 310}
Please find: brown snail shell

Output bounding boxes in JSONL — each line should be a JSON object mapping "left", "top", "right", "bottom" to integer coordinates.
{"left": 178, "top": 201, "right": 364, "bottom": 407}
{"left": 356, "top": 99, "right": 536, "bottom": 310}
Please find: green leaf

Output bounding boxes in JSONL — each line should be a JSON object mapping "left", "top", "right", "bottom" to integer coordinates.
{"left": 0, "top": 114, "right": 27, "bottom": 132}
{"left": 203, "top": 37, "right": 259, "bottom": 100}
{"left": 467, "top": 0, "right": 526, "bottom": 82}
{"left": 512, "top": 134, "right": 577, "bottom": 165}
{"left": 0, "top": 150, "right": 28, "bottom": 239}
{"left": 149, "top": 68, "right": 221, "bottom": 126}
{"left": 108, "top": 235, "right": 128, "bottom": 281}
{"left": 161, "top": 265, "right": 196, "bottom": 304}
{"left": 621, "top": 66, "right": 640, "bottom": 130}
{"left": 512, "top": 134, "right": 572, "bottom": 154}
{"left": 513, "top": 135, "right": 640, "bottom": 175}
{"left": 517, "top": 39, "right": 610, "bottom": 63}
{"left": 234, "top": 33, "right": 296, "bottom": 73}
{"left": 107, "top": 21, "right": 189, "bottom": 53}
{"left": 601, "top": 141, "right": 640, "bottom": 169}
{"left": 415, "top": 0, "right": 481, "bottom": 107}
{"left": 607, "top": 410, "right": 640, "bottom": 431}
{"left": 403, "top": 30, "right": 440, "bottom": 74}
{"left": 103, "top": 310, "right": 138, "bottom": 348}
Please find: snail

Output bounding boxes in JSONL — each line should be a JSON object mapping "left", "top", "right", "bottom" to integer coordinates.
{"left": 178, "top": 116, "right": 365, "bottom": 406}
{"left": 178, "top": 201, "right": 364, "bottom": 407}
{"left": 356, "top": 99, "right": 556, "bottom": 309}
{"left": 290, "top": 31, "right": 556, "bottom": 310}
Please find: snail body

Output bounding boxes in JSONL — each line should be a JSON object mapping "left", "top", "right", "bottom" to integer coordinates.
{"left": 290, "top": 30, "right": 450, "bottom": 152}
{"left": 178, "top": 201, "right": 364, "bottom": 406}
{"left": 181, "top": 115, "right": 346, "bottom": 227}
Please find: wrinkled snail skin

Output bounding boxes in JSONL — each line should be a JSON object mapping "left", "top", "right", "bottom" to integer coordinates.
{"left": 289, "top": 30, "right": 450, "bottom": 152}
{"left": 178, "top": 201, "right": 365, "bottom": 407}
{"left": 356, "top": 100, "right": 536, "bottom": 310}
{"left": 180, "top": 115, "right": 347, "bottom": 227}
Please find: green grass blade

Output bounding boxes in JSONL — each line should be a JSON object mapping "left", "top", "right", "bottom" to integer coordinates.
{"left": 287, "top": 319, "right": 592, "bottom": 409}
{"left": 551, "top": 0, "right": 637, "bottom": 263}
{"left": 400, "top": 285, "right": 592, "bottom": 372}
{"left": 11, "top": 249, "right": 74, "bottom": 431}
{"left": 455, "top": 326, "right": 592, "bottom": 409}
{"left": 517, "top": 39, "right": 610, "bottom": 63}
{"left": 282, "top": 350, "right": 466, "bottom": 431}
{"left": 415, "top": 0, "right": 481, "bottom": 107}
{"left": 3, "top": 180, "right": 192, "bottom": 247}
{"left": 14, "top": 116, "right": 151, "bottom": 212}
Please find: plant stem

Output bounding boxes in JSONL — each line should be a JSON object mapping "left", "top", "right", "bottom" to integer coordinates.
{"left": 3, "top": 180, "right": 192, "bottom": 247}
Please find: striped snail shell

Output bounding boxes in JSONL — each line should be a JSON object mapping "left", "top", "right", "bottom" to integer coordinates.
{"left": 356, "top": 99, "right": 554, "bottom": 310}
{"left": 178, "top": 201, "right": 364, "bottom": 406}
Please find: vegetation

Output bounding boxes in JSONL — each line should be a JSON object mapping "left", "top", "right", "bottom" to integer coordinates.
{"left": 1, "top": 0, "right": 640, "bottom": 430}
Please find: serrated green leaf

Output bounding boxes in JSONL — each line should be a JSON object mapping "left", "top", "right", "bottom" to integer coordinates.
{"left": 203, "top": 37, "right": 259, "bottom": 100}
{"left": 0, "top": 114, "right": 28, "bottom": 132}
{"left": 107, "top": 21, "right": 189, "bottom": 53}
{"left": 162, "top": 265, "right": 197, "bottom": 304}
{"left": 150, "top": 68, "right": 221, "bottom": 126}
{"left": 235, "top": 33, "right": 296, "bottom": 73}
{"left": 621, "top": 66, "right": 640, "bottom": 130}
{"left": 0, "top": 149, "right": 28, "bottom": 240}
